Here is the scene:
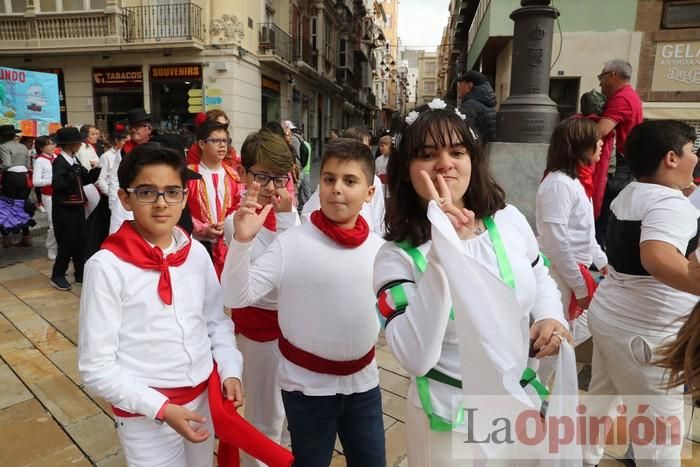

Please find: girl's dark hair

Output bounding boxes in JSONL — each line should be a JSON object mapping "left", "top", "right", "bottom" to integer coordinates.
{"left": 35, "top": 135, "right": 53, "bottom": 153}
{"left": 195, "top": 121, "right": 228, "bottom": 142}
{"left": 79, "top": 124, "right": 96, "bottom": 140}
{"left": 118, "top": 143, "right": 187, "bottom": 190}
{"left": 263, "top": 121, "right": 285, "bottom": 138}
{"left": 546, "top": 117, "right": 601, "bottom": 179}
{"left": 385, "top": 105, "right": 506, "bottom": 246}
{"left": 656, "top": 301, "right": 700, "bottom": 396}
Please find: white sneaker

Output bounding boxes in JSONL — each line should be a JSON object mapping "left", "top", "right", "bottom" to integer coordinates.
{"left": 48, "top": 249, "right": 57, "bottom": 261}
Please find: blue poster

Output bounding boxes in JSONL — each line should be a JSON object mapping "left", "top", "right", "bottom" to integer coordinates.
{"left": 0, "top": 67, "right": 60, "bottom": 123}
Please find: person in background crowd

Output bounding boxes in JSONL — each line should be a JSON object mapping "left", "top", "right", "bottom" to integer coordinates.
{"left": 456, "top": 71, "right": 497, "bottom": 143}
{"left": 0, "top": 125, "right": 34, "bottom": 248}
{"left": 343, "top": 126, "right": 371, "bottom": 147}
{"left": 375, "top": 134, "right": 392, "bottom": 191}
{"left": 535, "top": 117, "right": 608, "bottom": 383}
{"left": 76, "top": 124, "right": 101, "bottom": 171}
{"left": 582, "top": 120, "right": 699, "bottom": 466}
{"left": 283, "top": 120, "right": 312, "bottom": 210}
{"left": 108, "top": 108, "right": 152, "bottom": 234}
{"left": 329, "top": 129, "right": 340, "bottom": 141}
{"left": 187, "top": 109, "right": 241, "bottom": 174}
{"left": 32, "top": 136, "right": 58, "bottom": 260}
{"left": 50, "top": 127, "right": 100, "bottom": 291}
{"left": 99, "top": 124, "right": 129, "bottom": 217}
{"left": 593, "top": 59, "right": 643, "bottom": 249}
{"left": 187, "top": 121, "right": 241, "bottom": 277}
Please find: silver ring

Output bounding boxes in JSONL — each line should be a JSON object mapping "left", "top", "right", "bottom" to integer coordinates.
{"left": 552, "top": 331, "right": 565, "bottom": 343}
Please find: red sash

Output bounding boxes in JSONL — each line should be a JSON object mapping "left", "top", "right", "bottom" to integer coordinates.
{"left": 278, "top": 335, "right": 375, "bottom": 376}
{"left": 111, "top": 380, "right": 208, "bottom": 418}
{"left": 112, "top": 368, "right": 294, "bottom": 467}
{"left": 231, "top": 307, "right": 280, "bottom": 342}
{"left": 568, "top": 264, "right": 598, "bottom": 321}
{"left": 36, "top": 154, "right": 55, "bottom": 196}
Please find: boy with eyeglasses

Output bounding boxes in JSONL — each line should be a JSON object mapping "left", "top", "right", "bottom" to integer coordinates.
{"left": 78, "top": 143, "right": 244, "bottom": 466}
{"left": 221, "top": 129, "right": 297, "bottom": 467}
{"left": 187, "top": 120, "right": 241, "bottom": 276}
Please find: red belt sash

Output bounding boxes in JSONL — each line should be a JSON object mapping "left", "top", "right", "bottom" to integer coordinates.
{"left": 231, "top": 306, "right": 281, "bottom": 342}
{"left": 568, "top": 264, "right": 598, "bottom": 321}
{"left": 111, "top": 368, "right": 294, "bottom": 467}
{"left": 111, "top": 379, "right": 208, "bottom": 418}
{"left": 40, "top": 186, "right": 53, "bottom": 196}
{"left": 278, "top": 335, "right": 375, "bottom": 376}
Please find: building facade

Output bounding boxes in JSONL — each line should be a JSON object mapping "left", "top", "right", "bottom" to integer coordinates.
{"left": 416, "top": 51, "right": 438, "bottom": 105}
{"left": 0, "top": 0, "right": 386, "bottom": 153}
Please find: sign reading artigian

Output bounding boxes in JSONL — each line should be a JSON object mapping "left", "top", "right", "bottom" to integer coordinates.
{"left": 652, "top": 41, "right": 700, "bottom": 92}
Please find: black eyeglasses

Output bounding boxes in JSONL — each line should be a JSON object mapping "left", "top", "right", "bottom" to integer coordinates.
{"left": 597, "top": 71, "right": 613, "bottom": 81}
{"left": 206, "top": 137, "right": 232, "bottom": 146}
{"left": 126, "top": 187, "right": 187, "bottom": 204}
{"left": 249, "top": 171, "right": 290, "bottom": 188}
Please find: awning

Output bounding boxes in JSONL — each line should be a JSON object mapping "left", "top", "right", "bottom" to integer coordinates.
{"left": 643, "top": 102, "right": 700, "bottom": 120}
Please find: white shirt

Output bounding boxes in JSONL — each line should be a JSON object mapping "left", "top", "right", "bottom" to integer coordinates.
{"left": 32, "top": 154, "right": 54, "bottom": 189}
{"left": 373, "top": 205, "right": 565, "bottom": 426}
{"left": 222, "top": 222, "right": 384, "bottom": 396}
{"left": 96, "top": 147, "right": 119, "bottom": 198}
{"left": 536, "top": 171, "right": 607, "bottom": 298}
{"left": 108, "top": 151, "right": 134, "bottom": 234}
{"left": 223, "top": 209, "right": 300, "bottom": 310}
{"left": 301, "top": 175, "right": 386, "bottom": 234}
{"left": 375, "top": 155, "right": 388, "bottom": 179}
{"left": 590, "top": 182, "right": 700, "bottom": 336}
{"left": 78, "top": 228, "right": 242, "bottom": 419}
{"left": 76, "top": 143, "right": 99, "bottom": 170}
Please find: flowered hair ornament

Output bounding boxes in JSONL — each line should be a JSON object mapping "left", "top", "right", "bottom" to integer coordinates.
{"left": 403, "top": 98, "right": 478, "bottom": 141}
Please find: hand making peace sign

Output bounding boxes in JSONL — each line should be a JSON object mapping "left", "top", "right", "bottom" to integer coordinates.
{"left": 418, "top": 170, "right": 479, "bottom": 240}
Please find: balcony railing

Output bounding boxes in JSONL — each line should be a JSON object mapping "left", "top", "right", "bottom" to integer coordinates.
{"left": 0, "top": 2, "right": 203, "bottom": 51}
{"left": 258, "top": 22, "right": 293, "bottom": 63}
{"left": 467, "top": 0, "right": 492, "bottom": 52}
{"left": 122, "top": 3, "right": 203, "bottom": 42}
{"left": 293, "top": 38, "right": 317, "bottom": 71}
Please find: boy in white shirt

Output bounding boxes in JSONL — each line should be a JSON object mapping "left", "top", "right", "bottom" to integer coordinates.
{"left": 223, "top": 129, "right": 298, "bottom": 467}
{"left": 79, "top": 143, "right": 244, "bottom": 467}
{"left": 222, "top": 138, "right": 386, "bottom": 467}
{"left": 583, "top": 120, "right": 700, "bottom": 466}
{"left": 32, "top": 135, "right": 58, "bottom": 260}
{"left": 374, "top": 134, "right": 391, "bottom": 190}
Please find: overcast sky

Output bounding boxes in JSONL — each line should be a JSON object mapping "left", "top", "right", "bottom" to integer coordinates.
{"left": 398, "top": 0, "right": 452, "bottom": 52}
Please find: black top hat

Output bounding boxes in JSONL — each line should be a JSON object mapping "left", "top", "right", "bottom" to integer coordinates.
{"left": 0, "top": 124, "right": 21, "bottom": 137}
{"left": 53, "top": 127, "right": 83, "bottom": 145}
{"left": 127, "top": 108, "right": 152, "bottom": 126}
{"left": 457, "top": 70, "right": 487, "bottom": 86}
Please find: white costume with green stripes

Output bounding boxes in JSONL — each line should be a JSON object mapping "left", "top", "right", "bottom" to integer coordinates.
{"left": 373, "top": 205, "right": 566, "bottom": 463}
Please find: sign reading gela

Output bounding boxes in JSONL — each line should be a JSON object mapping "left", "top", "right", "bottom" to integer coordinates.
{"left": 652, "top": 41, "right": 700, "bottom": 92}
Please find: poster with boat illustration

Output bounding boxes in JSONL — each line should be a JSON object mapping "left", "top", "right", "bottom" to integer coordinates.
{"left": 0, "top": 67, "right": 60, "bottom": 135}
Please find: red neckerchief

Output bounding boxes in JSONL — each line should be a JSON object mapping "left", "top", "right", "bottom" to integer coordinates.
{"left": 256, "top": 207, "right": 277, "bottom": 232}
{"left": 123, "top": 140, "right": 136, "bottom": 155}
{"left": 577, "top": 164, "right": 594, "bottom": 199}
{"left": 37, "top": 152, "right": 56, "bottom": 162}
{"left": 101, "top": 222, "right": 191, "bottom": 305}
{"left": 310, "top": 209, "right": 369, "bottom": 248}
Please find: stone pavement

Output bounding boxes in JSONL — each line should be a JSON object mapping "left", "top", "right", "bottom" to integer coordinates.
{"left": 0, "top": 254, "right": 698, "bottom": 466}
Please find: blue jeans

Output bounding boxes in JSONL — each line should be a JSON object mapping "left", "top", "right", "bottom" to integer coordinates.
{"left": 281, "top": 385, "right": 386, "bottom": 467}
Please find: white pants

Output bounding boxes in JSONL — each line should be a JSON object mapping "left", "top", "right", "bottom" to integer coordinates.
{"left": 405, "top": 401, "right": 537, "bottom": 467}
{"left": 116, "top": 391, "right": 215, "bottom": 467}
{"left": 238, "top": 335, "right": 288, "bottom": 467}
{"left": 42, "top": 194, "right": 57, "bottom": 260}
{"left": 582, "top": 312, "right": 684, "bottom": 466}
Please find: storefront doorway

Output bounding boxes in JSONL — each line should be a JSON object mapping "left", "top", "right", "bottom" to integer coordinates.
{"left": 150, "top": 64, "right": 203, "bottom": 133}
{"left": 92, "top": 66, "right": 144, "bottom": 136}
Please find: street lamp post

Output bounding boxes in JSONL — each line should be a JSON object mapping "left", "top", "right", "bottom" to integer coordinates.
{"left": 496, "top": 0, "right": 560, "bottom": 143}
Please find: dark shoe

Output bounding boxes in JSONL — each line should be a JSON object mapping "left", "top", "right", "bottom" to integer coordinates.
{"left": 75, "top": 277, "right": 83, "bottom": 284}
{"left": 17, "top": 235, "right": 32, "bottom": 247}
{"left": 50, "top": 276, "right": 72, "bottom": 291}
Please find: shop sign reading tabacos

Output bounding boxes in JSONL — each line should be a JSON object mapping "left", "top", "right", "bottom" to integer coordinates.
{"left": 93, "top": 67, "right": 143, "bottom": 88}
{"left": 150, "top": 65, "right": 201, "bottom": 80}
{"left": 652, "top": 41, "right": 700, "bottom": 92}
